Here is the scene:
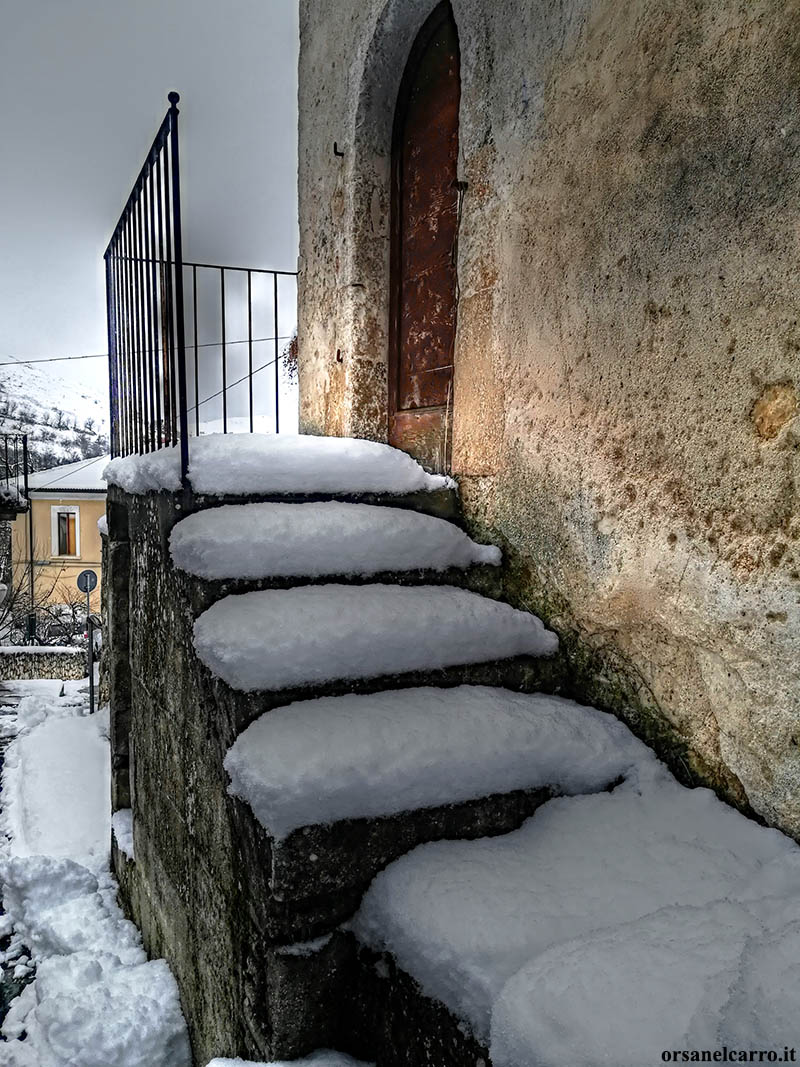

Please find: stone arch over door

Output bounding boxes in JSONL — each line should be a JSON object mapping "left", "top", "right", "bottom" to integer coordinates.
{"left": 337, "top": 0, "right": 461, "bottom": 449}
{"left": 389, "top": 1, "right": 460, "bottom": 472}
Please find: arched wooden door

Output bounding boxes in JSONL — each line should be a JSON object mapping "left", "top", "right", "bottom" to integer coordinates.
{"left": 389, "top": 2, "right": 460, "bottom": 471}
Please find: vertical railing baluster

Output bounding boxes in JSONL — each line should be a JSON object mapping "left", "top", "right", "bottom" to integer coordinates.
{"left": 193, "top": 265, "right": 199, "bottom": 435}
{"left": 273, "top": 271, "right": 280, "bottom": 434}
{"left": 247, "top": 270, "right": 253, "bottom": 434}
{"left": 140, "top": 178, "right": 154, "bottom": 451}
{"left": 147, "top": 162, "right": 162, "bottom": 446}
{"left": 155, "top": 151, "right": 168, "bottom": 445}
{"left": 105, "top": 254, "right": 118, "bottom": 457}
{"left": 135, "top": 188, "right": 153, "bottom": 451}
{"left": 167, "top": 92, "right": 189, "bottom": 483}
{"left": 121, "top": 222, "right": 137, "bottom": 454}
{"left": 162, "top": 133, "right": 176, "bottom": 446}
{"left": 221, "top": 269, "right": 227, "bottom": 433}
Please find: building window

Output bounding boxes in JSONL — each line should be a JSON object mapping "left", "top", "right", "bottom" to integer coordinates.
{"left": 51, "top": 505, "right": 80, "bottom": 557}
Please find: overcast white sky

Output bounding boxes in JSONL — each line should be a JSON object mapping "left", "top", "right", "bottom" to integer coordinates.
{"left": 0, "top": 0, "right": 299, "bottom": 397}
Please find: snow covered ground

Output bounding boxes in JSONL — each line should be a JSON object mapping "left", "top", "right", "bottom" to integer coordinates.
{"left": 104, "top": 433, "right": 454, "bottom": 496}
{"left": 170, "top": 500, "right": 500, "bottom": 580}
{"left": 0, "top": 679, "right": 191, "bottom": 1067}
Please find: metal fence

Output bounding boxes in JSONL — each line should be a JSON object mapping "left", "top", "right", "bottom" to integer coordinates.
{"left": 0, "top": 434, "right": 29, "bottom": 516}
{"left": 104, "top": 93, "right": 296, "bottom": 485}
{"left": 182, "top": 261, "right": 297, "bottom": 437}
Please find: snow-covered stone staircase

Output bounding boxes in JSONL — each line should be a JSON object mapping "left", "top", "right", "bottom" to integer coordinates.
{"left": 170, "top": 491, "right": 569, "bottom": 926}
{"left": 104, "top": 435, "right": 800, "bottom": 1067}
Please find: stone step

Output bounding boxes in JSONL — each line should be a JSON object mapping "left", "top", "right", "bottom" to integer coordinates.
{"left": 348, "top": 765, "right": 799, "bottom": 1067}
{"left": 178, "top": 559, "right": 504, "bottom": 619}
{"left": 170, "top": 499, "right": 500, "bottom": 583}
{"left": 225, "top": 686, "right": 647, "bottom": 909}
{"left": 169, "top": 498, "right": 503, "bottom": 611}
{"left": 192, "top": 584, "right": 558, "bottom": 694}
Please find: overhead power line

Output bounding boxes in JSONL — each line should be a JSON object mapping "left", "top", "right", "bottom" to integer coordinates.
{"left": 0, "top": 333, "right": 294, "bottom": 370}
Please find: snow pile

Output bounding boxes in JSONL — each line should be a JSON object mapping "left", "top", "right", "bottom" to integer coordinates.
{"left": 0, "top": 682, "right": 191, "bottom": 1066}
{"left": 4, "top": 953, "right": 190, "bottom": 1067}
{"left": 352, "top": 771, "right": 800, "bottom": 1062}
{"left": 194, "top": 585, "right": 558, "bottom": 692}
{"left": 205, "top": 1053, "right": 371, "bottom": 1067}
{"left": 170, "top": 501, "right": 500, "bottom": 580}
{"left": 225, "top": 686, "right": 653, "bottom": 839}
{"left": 97, "top": 514, "right": 108, "bottom": 537}
{"left": 104, "top": 433, "right": 454, "bottom": 496}
{"left": 111, "top": 808, "right": 134, "bottom": 860}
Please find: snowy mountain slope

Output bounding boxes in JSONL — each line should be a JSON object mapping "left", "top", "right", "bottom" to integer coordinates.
{"left": 0, "top": 362, "right": 109, "bottom": 472}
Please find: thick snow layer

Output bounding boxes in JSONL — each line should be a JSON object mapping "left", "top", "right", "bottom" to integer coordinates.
{"left": 352, "top": 772, "right": 800, "bottom": 1050}
{"left": 111, "top": 808, "right": 134, "bottom": 860}
{"left": 491, "top": 893, "right": 800, "bottom": 1067}
{"left": 225, "top": 686, "right": 653, "bottom": 839}
{"left": 205, "top": 1053, "right": 371, "bottom": 1067}
{"left": 104, "top": 433, "right": 454, "bottom": 496}
{"left": 170, "top": 501, "right": 500, "bottom": 580}
{"left": 194, "top": 586, "right": 558, "bottom": 692}
{"left": 1, "top": 682, "right": 191, "bottom": 1066}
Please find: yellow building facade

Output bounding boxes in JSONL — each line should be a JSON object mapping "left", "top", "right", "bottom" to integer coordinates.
{"left": 11, "top": 455, "right": 107, "bottom": 614}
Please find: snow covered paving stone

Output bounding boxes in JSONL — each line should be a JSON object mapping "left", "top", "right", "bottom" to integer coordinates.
{"left": 352, "top": 768, "right": 800, "bottom": 1064}
{"left": 104, "top": 432, "right": 454, "bottom": 496}
{"left": 194, "top": 585, "right": 558, "bottom": 691}
{"left": 170, "top": 500, "right": 500, "bottom": 580}
{"left": 224, "top": 686, "right": 653, "bottom": 839}
{"left": 0, "top": 682, "right": 191, "bottom": 1066}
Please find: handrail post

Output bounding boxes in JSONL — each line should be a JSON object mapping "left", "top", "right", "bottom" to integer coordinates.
{"left": 104, "top": 253, "right": 119, "bottom": 457}
{"left": 168, "top": 92, "right": 190, "bottom": 487}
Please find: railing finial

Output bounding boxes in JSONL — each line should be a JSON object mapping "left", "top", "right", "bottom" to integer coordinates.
{"left": 168, "top": 91, "right": 180, "bottom": 107}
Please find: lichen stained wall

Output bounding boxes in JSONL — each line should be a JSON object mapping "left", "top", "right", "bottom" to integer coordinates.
{"left": 297, "top": 0, "right": 800, "bottom": 838}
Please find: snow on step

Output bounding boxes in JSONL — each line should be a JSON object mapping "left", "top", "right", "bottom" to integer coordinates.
{"left": 352, "top": 772, "right": 800, "bottom": 1061}
{"left": 104, "top": 433, "right": 453, "bottom": 496}
{"left": 111, "top": 808, "right": 135, "bottom": 860}
{"left": 491, "top": 894, "right": 800, "bottom": 1067}
{"left": 193, "top": 585, "right": 558, "bottom": 692}
{"left": 171, "top": 500, "right": 500, "bottom": 580}
{"left": 205, "top": 1053, "right": 371, "bottom": 1067}
{"left": 224, "top": 686, "right": 653, "bottom": 839}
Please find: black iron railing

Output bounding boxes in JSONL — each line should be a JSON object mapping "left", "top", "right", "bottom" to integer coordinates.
{"left": 105, "top": 92, "right": 188, "bottom": 475}
{"left": 0, "top": 434, "right": 29, "bottom": 516}
{"left": 182, "top": 260, "right": 297, "bottom": 437}
{"left": 104, "top": 93, "right": 296, "bottom": 484}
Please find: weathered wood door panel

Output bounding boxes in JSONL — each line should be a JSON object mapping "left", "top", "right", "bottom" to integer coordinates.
{"left": 389, "top": 2, "right": 460, "bottom": 471}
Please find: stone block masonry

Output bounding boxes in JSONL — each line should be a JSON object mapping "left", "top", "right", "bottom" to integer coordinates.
{"left": 0, "top": 646, "right": 85, "bottom": 681}
{"left": 296, "top": 0, "right": 800, "bottom": 842}
{"left": 105, "top": 480, "right": 566, "bottom": 1065}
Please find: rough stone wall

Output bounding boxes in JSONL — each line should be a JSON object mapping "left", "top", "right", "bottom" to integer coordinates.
{"left": 297, "top": 0, "right": 800, "bottom": 838}
{"left": 0, "top": 647, "right": 85, "bottom": 681}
